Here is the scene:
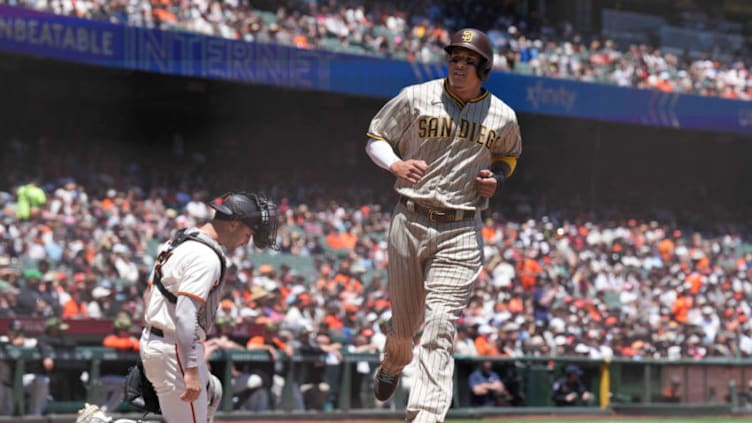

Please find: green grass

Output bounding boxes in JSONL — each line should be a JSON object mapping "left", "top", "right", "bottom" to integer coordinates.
{"left": 357, "top": 419, "right": 752, "bottom": 423}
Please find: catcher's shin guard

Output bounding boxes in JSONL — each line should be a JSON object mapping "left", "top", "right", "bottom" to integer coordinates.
{"left": 207, "top": 373, "right": 223, "bottom": 422}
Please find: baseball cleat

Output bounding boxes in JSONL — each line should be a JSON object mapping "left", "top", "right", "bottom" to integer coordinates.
{"left": 373, "top": 366, "right": 399, "bottom": 402}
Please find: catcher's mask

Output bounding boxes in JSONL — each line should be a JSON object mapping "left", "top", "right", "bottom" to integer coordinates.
{"left": 209, "top": 192, "right": 279, "bottom": 250}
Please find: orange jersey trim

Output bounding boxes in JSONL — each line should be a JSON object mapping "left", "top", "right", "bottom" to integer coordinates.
{"left": 177, "top": 292, "right": 206, "bottom": 304}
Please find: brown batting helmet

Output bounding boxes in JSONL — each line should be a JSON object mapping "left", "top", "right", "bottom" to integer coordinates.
{"left": 444, "top": 28, "right": 494, "bottom": 81}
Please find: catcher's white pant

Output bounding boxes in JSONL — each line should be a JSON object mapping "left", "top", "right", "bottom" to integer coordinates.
{"left": 140, "top": 331, "right": 210, "bottom": 423}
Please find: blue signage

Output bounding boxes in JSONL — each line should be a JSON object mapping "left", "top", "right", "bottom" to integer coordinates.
{"left": 2, "top": 5, "right": 751, "bottom": 135}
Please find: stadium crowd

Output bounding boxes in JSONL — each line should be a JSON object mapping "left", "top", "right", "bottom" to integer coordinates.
{"left": 0, "top": 124, "right": 750, "bottom": 413}
{"left": 1, "top": 166, "right": 752, "bottom": 364}
{"left": 2, "top": 0, "right": 752, "bottom": 100}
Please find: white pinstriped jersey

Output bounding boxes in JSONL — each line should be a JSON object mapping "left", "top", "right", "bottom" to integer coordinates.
{"left": 367, "top": 78, "right": 522, "bottom": 211}
{"left": 143, "top": 230, "right": 226, "bottom": 341}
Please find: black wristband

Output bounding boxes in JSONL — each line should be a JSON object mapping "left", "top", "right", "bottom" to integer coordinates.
{"left": 493, "top": 172, "right": 506, "bottom": 185}
{"left": 490, "top": 161, "right": 509, "bottom": 186}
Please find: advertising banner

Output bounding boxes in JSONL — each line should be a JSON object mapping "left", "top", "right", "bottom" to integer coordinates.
{"left": 2, "top": 4, "right": 751, "bottom": 135}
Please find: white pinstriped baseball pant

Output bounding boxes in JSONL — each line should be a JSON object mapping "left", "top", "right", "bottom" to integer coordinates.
{"left": 383, "top": 200, "right": 482, "bottom": 423}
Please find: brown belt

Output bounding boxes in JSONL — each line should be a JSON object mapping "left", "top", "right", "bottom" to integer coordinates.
{"left": 149, "top": 326, "right": 164, "bottom": 337}
{"left": 400, "top": 196, "right": 474, "bottom": 223}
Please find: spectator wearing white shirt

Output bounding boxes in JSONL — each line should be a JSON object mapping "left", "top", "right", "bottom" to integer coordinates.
{"left": 696, "top": 305, "right": 720, "bottom": 344}
{"left": 454, "top": 324, "right": 478, "bottom": 356}
{"left": 185, "top": 192, "right": 211, "bottom": 222}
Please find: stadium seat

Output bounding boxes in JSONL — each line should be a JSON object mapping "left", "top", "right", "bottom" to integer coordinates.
{"left": 248, "top": 252, "right": 316, "bottom": 276}
{"left": 253, "top": 10, "right": 278, "bottom": 25}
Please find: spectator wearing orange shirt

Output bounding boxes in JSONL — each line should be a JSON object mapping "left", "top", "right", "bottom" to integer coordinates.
{"left": 653, "top": 72, "right": 674, "bottom": 92}
{"left": 334, "top": 257, "right": 365, "bottom": 292}
{"left": 322, "top": 302, "right": 345, "bottom": 331}
{"left": 102, "top": 317, "right": 140, "bottom": 352}
{"left": 507, "top": 292, "right": 525, "bottom": 315}
{"left": 62, "top": 288, "right": 88, "bottom": 319}
{"left": 658, "top": 238, "right": 675, "bottom": 262}
{"left": 333, "top": 258, "right": 364, "bottom": 296}
{"left": 474, "top": 324, "right": 501, "bottom": 356}
{"left": 671, "top": 287, "right": 693, "bottom": 324}
{"left": 519, "top": 254, "right": 543, "bottom": 292}
{"left": 686, "top": 272, "right": 704, "bottom": 295}
{"left": 325, "top": 227, "right": 358, "bottom": 251}
{"left": 481, "top": 218, "right": 500, "bottom": 245}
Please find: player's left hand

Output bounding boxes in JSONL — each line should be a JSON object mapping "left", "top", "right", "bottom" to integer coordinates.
{"left": 180, "top": 367, "right": 202, "bottom": 402}
{"left": 475, "top": 169, "right": 497, "bottom": 198}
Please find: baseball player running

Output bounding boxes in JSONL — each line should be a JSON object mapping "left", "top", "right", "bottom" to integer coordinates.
{"left": 140, "top": 192, "right": 277, "bottom": 423}
{"left": 365, "top": 28, "right": 522, "bottom": 423}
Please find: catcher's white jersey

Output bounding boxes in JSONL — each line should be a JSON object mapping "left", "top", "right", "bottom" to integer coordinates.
{"left": 143, "top": 230, "right": 226, "bottom": 341}
{"left": 141, "top": 229, "right": 226, "bottom": 423}
{"left": 367, "top": 77, "right": 522, "bottom": 211}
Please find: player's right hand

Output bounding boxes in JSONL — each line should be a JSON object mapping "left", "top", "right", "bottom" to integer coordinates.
{"left": 180, "top": 367, "right": 202, "bottom": 402}
{"left": 390, "top": 160, "right": 428, "bottom": 184}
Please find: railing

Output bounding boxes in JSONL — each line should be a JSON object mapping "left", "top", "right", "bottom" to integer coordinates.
{"left": 1, "top": 347, "right": 752, "bottom": 416}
